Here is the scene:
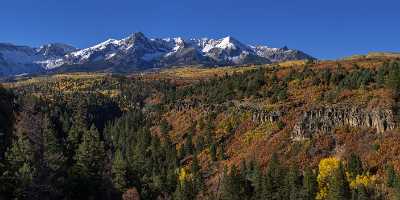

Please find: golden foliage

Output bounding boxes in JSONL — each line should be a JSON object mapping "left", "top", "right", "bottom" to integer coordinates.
{"left": 177, "top": 167, "right": 192, "bottom": 185}
{"left": 316, "top": 157, "right": 341, "bottom": 200}
{"left": 349, "top": 173, "right": 376, "bottom": 189}
{"left": 243, "top": 122, "right": 278, "bottom": 144}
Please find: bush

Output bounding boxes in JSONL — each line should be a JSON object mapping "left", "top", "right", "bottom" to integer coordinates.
{"left": 123, "top": 188, "right": 140, "bottom": 200}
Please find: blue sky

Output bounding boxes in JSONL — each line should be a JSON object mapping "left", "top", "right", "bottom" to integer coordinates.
{"left": 1, "top": 0, "right": 399, "bottom": 59}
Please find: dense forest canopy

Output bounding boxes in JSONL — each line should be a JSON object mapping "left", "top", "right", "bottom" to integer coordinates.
{"left": 1, "top": 58, "right": 400, "bottom": 199}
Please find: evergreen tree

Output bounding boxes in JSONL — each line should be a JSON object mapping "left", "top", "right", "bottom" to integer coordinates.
{"left": 387, "top": 164, "right": 397, "bottom": 188}
{"left": 150, "top": 136, "right": 162, "bottom": 173}
{"left": 0, "top": 85, "right": 14, "bottom": 166}
{"left": 195, "top": 135, "right": 205, "bottom": 153}
{"left": 327, "top": 163, "right": 351, "bottom": 200}
{"left": 263, "top": 153, "right": 284, "bottom": 200}
{"left": 251, "top": 162, "right": 264, "bottom": 200}
{"left": 282, "top": 166, "right": 301, "bottom": 200}
{"left": 70, "top": 124, "right": 106, "bottom": 199}
{"left": 218, "top": 143, "right": 226, "bottom": 160}
{"left": 205, "top": 120, "right": 213, "bottom": 145}
{"left": 348, "top": 153, "right": 363, "bottom": 179}
{"left": 6, "top": 133, "right": 35, "bottom": 194}
{"left": 210, "top": 142, "right": 217, "bottom": 162}
{"left": 66, "top": 106, "right": 87, "bottom": 163}
{"left": 128, "top": 127, "right": 152, "bottom": 174}
{"left": 184, "top": 133, "right": 194, "bottom": 156}
{"left": 191, "top": 153, "right": 203, "bottom": 193}
{"left": 75, "top": 125, "right": 106, "bottom": 177}
{"left": 387, "top": 62, "right": 400, "bottom": 96}
{"left": 42, "top": 115, "right": 65, "bottom": 174}
{"left": 164, "top": 136, "right": 178, "bottom": 169}
{"left": 159, "top": 119, "right": 171, "bottom": 135}
{"left": 376, "top": 66, "right": 386, "bottom": 87}
{"left": 173, "top": 179, "right": 195, "bottom": 200}
{"left": 112, "top": 149, "right": 128, "bottom": 192}
{"left": 4, "top": 113, "right": 65, "bottom": 199}
{"left": 301, "top": 168, "right": 317, "bottom": 200}
{"left": 356, "top": 185, "right": 369, "bottom": 200}
{"left": 220, "top": 165, "right": 244, "bottom": 200}
{"left": 395, "top": 177, "right": 400, "bottom": 200}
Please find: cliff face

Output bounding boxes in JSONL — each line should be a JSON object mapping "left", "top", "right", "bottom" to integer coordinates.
{"left": 292, "top": 105, "right": 396, "bottom": 140}
{"left": 250, "top": 109, "right": 281, "bottom": 124}
{"left": 172, "top": 99, "right": 283, "bottom": 125}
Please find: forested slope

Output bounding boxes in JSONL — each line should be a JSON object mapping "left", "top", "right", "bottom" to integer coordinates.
{"left": 1, "top": 57, "right": 400, "bottom": 199}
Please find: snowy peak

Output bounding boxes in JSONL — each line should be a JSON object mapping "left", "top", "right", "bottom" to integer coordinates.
{"left": 36, "top": 43, "right": 77, "bottom": 58}
{"left": 216, "top": 36, "right": 248, "bottom": 50}
{"left": 254, "top": 45, "right": 313, "bottom": 62}
{"left": 0, "top": 32, "right": 315, "bottom": 76}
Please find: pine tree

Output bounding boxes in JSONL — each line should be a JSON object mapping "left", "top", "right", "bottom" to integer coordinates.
{"left": 150, "top": 136, "right": 162, "bottom": 173}
{"left": 387, "top": 62, "right": 400, "bottom": 96}
{"left": 301, "top": 168, "right": 317, "bottom": 200}
{"left": 0, "top": 85, "right": 14, "bottom": 166}
{"left": 283, "top": 166, "right": 301, "bottom": 200}
{"left": 263, "top": 153, "right": 283, "bottom": 200}
{"left": 184, "top": 133, "right": 194, "bottom": 156}
{"left": 210, "top": 142, "right": 217, "bottom": 162}
{"left": 205, "top": 120, "right": 213, "bottom": 145}
{"left": 5, "top": 113, "right": 65, "bottom": 199}
{"left": 218, "top": 143, "right": 226, "bottom": 160}
{"left": 112, "top": 149, "right": 127, "bottom": 192}
{"left": 73, "top": 125, "right": 106, "bottom": 192}
{"left": 6, "top": 133, "right": 35, "bottom": 188}
{"left": 128, "top": 127, "right": 151, "bottom": 174}
{"left": 75, "top": 125, "right": 106, "bottom": 177}
{"left": 159, "top": 119, "right": 171, "bottom": 135}
{"left": 191, "top": 153, "right": 203, "bottom": 193}
{"left": 327, "top": 163, "right": 351, "bottom": 200}
{"left": 42, "top": 115, "right": 65, "bottom": 174}
{"left": 251, "top": 163, "right": 264, "bottom": 200}
{"left": 163, "top": 136, "right": 178, "bottom": 169}
{"left": 348, "top": 153, "right": 363, "bottom": 179}
{"left": 376, "top": 65, "right": 386, "bottom": 87}
{"left": 174, "top": 171, "right": 196, "bottom": 200}
{"left": 356, "top": 185, "right": 369, "bottom": 200}
{"left": 195, "top": 135, "right": 205, "bottom": 153}
{"left": 387, "top": 164, "right": 397, "bottom": 187}
{"left": 395, "top": 177, "right": 400, "bottom": 200}
{"left": 68, "top": 125, "right": 106, "bottom": 199}
{"left": 351, "top": 185, "right": 370, "bottom": 200}
{"left": 173, "top": 180, "right": 194, "bottom": 200}
{"left": 66, "top": 101, "right": 88, "bottom": 160}
{"left": 166, "top": 167, "right": 177, "bottom": 194}
{"left": 220, "top": 165, "right": 244, "bottom": 200}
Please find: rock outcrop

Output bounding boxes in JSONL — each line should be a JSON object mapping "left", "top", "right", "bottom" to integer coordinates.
{"left": 233, "top": 104, "right": 282, "bottom": 124}
{"left": 251, "top": 110, "right": 281, "bottom": 124}
{"left": 292, "top": 105, "right": 396, "bottom": 140}
{"left": 172, "top": 100, "right": 282, "bottom": 124}
{"left": 172, "top": 99, "right": 227, "bottom": 113}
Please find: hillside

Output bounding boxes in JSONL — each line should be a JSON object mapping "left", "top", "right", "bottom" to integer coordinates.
{"left": 1, "top": 56, "right": 400, "bottom": 199}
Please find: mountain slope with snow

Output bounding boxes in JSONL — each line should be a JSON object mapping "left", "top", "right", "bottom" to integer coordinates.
{"left": 0, "top": 32, "right": 314, "bottom": 76}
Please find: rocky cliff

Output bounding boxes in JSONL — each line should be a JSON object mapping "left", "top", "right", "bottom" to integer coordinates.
{"left": 292, "top": 105, "right": 396, "bottom": 140}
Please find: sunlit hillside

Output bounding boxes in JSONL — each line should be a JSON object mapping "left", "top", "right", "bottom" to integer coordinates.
{"left": 2, "top": 56, "right": 400, "bottom": 199}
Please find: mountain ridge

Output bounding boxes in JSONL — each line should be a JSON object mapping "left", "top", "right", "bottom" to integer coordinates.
{"left": 0, "top": 32, "right": 315, "bottom": 76}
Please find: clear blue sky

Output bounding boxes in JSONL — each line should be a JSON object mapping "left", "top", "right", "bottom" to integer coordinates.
{"left": 1, "top": 0, "right": 399, "bottom": 59}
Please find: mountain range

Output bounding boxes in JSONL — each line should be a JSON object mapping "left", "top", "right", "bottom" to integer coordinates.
{"left": 0, "top": 32, "right": 314, "bottom": 76}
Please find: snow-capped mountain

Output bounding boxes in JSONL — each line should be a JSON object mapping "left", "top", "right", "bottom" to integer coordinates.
{"left": 0, "top": 43, "right": 76, "bottom": 76}
{"left": 0, "top": 32, "right": 314, "bottom": 76}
